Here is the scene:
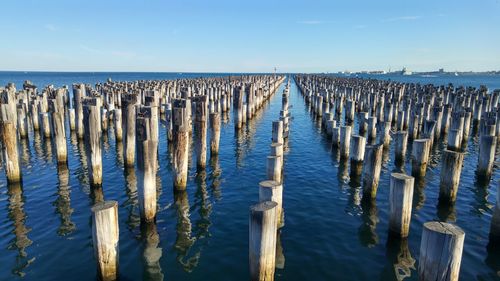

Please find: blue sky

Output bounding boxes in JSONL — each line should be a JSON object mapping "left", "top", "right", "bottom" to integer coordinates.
{"left": 0, "top": 0, "right": 499, "bottom": 72}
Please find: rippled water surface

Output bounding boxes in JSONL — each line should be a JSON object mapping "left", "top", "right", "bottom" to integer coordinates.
{"left": 0, "top": 72, "right": 500, "bottom": 280}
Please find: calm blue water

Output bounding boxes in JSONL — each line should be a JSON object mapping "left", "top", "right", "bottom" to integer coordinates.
{"left": 0, "top": 72, "right": 499, "bottom": 280}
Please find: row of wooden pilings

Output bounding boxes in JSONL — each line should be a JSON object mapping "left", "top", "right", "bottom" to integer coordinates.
{"left": 0, "top": 74, "right": 286, "bottom": 281}
{"left": 249, "top": 78, "right": 291, "bottom": 281}
{"left": 294, "top": 74, "right": 500, "bottom": 281}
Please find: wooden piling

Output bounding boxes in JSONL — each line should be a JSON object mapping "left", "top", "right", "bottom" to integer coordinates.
{"left": 411, "top": 139, "right": 431, "bottom": 178}
{"left": 362, "top": 144, "right": 383, "bottom": 199}
{"left": 209, "top": 112, "right": 221, "bottom": 156}
{"left": 439, "top": 150, "right": 464, "bottom": 203}
{"left": 173, "top": 99, "right": 189, "bottom": 190}
{"left": 389, "top": 173, "right": 414, "bottom": 238}
{"left": 249, "top": 201, "right": 278, "bottom": 281}
{"left": 0, "top": 121, "right": 21, "bottom": 182}
{"left": 91, "top": 201, "right": 119, "bottom": 281}
{"left": 350, "top": 135, "right": 366, "bottom": 177}
{"left": 418, "top": 222, "right": 465, "bottom": 281}
{"left": 339, "top": 126, "right": 352, "bottom": 159}
{"left": 194, "top": 97, "right": 208, "bottom": 169}
{"left": 259, "top": 180, "right": 284, "bottom": 228}
{"left": 477, "top": 135, "right": 497, "bottom": 179}
{"left": 83, "top": 98, "right": 103, "bottom": 186}
{"left": 122, "top": 94, "right": 137, "bottom": 167}
{"left": 394, "top": 131, "right": 408, "bottom": 162}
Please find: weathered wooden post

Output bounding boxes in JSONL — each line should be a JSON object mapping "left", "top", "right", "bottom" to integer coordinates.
{"left": 69, "top": 108, "right": 76, "bottom": 131}
{"left": 173, "top": 99, "right": 189, "bottom": 190}
{"left": 389, "top": 173, "right": 414, "bottom": 238}
{"left": 267, "top": 155, "right": 282, "bottom": 183}
{"left": 367, "top": 117, "right": 377, "bottom": 141}
{"left": 332, "top": 127, "right": 340, "bottom": 148}
{"left": 477, "top": 135, "right": 497, "bottom": 179}
{"left": 194, "top": 96, "right": 208, "bottom": 169}
{"left": 272, "top": 120, "right": 284, "bottom": 144}
{"left": 394, "top": 131, "right": 408, "bottom": 162}
{"left": 0, "top": 121, "right": 21, "bottom": 182}
{"left": 339, "top": 126, "right": 352, "bottom": 159}
{"left": 209, "top": 112, "right": 221, "bottom": 156}
{"left": 418, "top": 222, "right": 464, "bottom": 281}
{"left": 41, "top": 112, "right": 52, "bottom": 138}
{"left": 52, "top": 110, "right": 68, "bottom": 164}
{"left": 249, "top": 201, "right": 278, "bottom": 281}
{"left": 122, "top": 93, "right": 137, "bottom": 167}
{"left": 259, "top": 180, "right": 284, "bottom": 228}
{"left": 136, "top": 114, "right": 158, "bottom": 222}
{"left": 91, "top": 201, "right": 119, "bottom": 281}
{"left": 362, "top": 144, "right": 383, "bottom": 199}
{"left": 411, "top": 139, "right": 431, "bottom": 178}
{"left": 113, "top": 109, "right": 122, "bottom": 142}
{"left": 350, "top": 135, "right": 366, "bottom": 177}
{"left": 381, "top": 121, "right": 391, "bottom": 147}
{"left": 439, "top": 150, "right": 464, "bottom": 203}
{"left": 73, "top": 84, "right": 85, "bottom": 138}
{"left": 16, "top": 104, "right": 28, "bottom": 139}
{"left": 447, "top": 129, "right": 462, "bottom": 152}
{"left": 83, "top": 98, "right": 103, "bottom": 186}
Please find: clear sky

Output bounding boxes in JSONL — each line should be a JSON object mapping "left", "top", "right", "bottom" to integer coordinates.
{"left": 0, "top": 0, "right": 499, "bottom": 73}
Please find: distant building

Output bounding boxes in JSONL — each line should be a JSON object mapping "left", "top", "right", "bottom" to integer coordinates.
{"left": 401, "top": 67, "right": 412, "bottom": 75}
{"left": 439, "top": 68, "right": 444, "bottom": 73}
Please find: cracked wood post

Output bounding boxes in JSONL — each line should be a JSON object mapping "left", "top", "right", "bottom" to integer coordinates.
{"left": 367, "top": 116, "right": 377, "bottom": 142}
{"left": 267, "top": 155, "right": 282, "bottom": 183}
{"left": 249, "top": 201, "right": 278, "bottom": 281}
{"left": 122, "top": 93, "right": 137, "bottom": 167}
{"left": 439, "top": 150, "right": 464, "bottom": 203}
{"left": 418, "top": 222, "right": 465, "bottom": 281}
{"left": 136, "top": 114, "right": 158, "bottom": 222}
{"left": 259, "top": 180, "right": 284, "bottom": 228}
{"left": 0, "top": 121, "right": 21, "bottom": 183}
{"left": 350, "top": 135, "right": 366, "bottom": 177}
{"left": 447, "top": 129, "right": 462, "bottom": 152}
{"left": 91, "top": 201, "right": 119, "bottom": 281}
{"left": 83, "top": 98, "right": 103, "bottom": 186}
{"left": 362, "top": 143, "right": 383, "bottom": 199}
{"left": 194, "top": 96, "right": 208, "bottom": 169}
{"left": 209, "top": 112, "right": 221, "bottom": 156}
{"left": 173, "top": 99, "right": 189, "bottom": 190}
{"left": 389, "top": 173, "right": 414, "bottom": 238}
{"left": 411, "top": 139, "right": 431, "bottom": 178}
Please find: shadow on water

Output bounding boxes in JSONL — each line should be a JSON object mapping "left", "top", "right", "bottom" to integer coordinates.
{"left": 379, "top": 236, "right": 416, "bottom": 281}
{"left": 276, "top": 229, "right": 286, "bottom": 270}
{"left": 140, "top": 221, "right": 164, "bottom": 281}
{"left": 6, "top": 182, "right": 33, "bottom": 277}
{"left": 53, "top": 164, "right": 75, "bottom": 236}
{"left": 470, "top": 176, "right": 492, "bottom": 217}
{"left": 19, "top": 138, "right": 31, "bottom": 166}
{"left": 413, "top": 177, "right": 426, "bottom": 210}
{"left": 358, "top": 198, "right": 379, "bottom": 247}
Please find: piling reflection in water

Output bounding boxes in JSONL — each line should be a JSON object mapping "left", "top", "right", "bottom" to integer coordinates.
{"left": 437, "top": 200, "right": 457, "bottom": 222}
{"left": 19, "top": 138, "right": 30, "bottom": 166}
{"left": 173, "top": 190, "right": 198, "bottom": 272}
{"left": 359, "top": 198, "right": 379, "bottom": 247}
{"left": 33, "top": 132, "right": 43, "bottom": 160}
{"left": 6, "top": 182, "right": 33, "bottom": 277}
{"left": 124, "top": 167, "right": 140, "bottom": 230}
{"left": 54, "top": 165, "right": 75, "bottom": 235}
{"left": 275, "top": 230, "right": 285, "bottom": 270}
{"left": 209, "top": 155, "right": 222, "bottom": 201}
{"left": 382, "top": 237, "right": 415, "bottom": 281}
{"left": 43, "top": 137, "right": 53, "bottom": 163}
{"left": 141, "top": 222, "right": 164, "bottom": 281}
